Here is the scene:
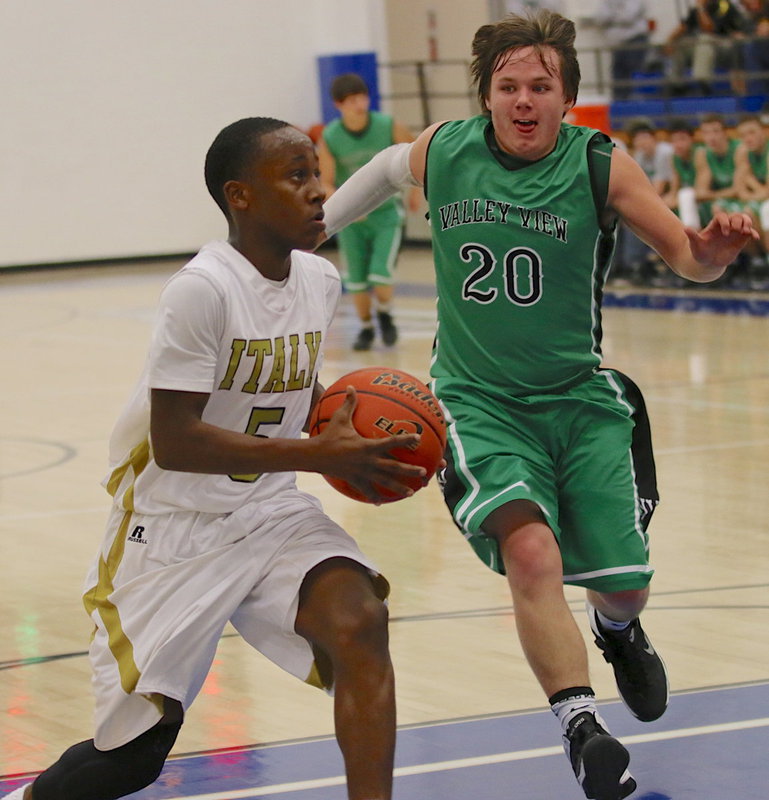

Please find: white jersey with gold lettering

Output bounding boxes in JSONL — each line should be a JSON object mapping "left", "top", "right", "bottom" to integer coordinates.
{"left": 104, "top": 240, "right": 340, "bottom": 515}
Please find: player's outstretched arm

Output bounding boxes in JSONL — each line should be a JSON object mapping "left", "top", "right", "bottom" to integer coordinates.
{"left": 322, "top": 122, "right": 443, "bottom": 238}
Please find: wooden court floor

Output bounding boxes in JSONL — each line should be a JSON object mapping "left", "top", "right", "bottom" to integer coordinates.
{"left": 1, "top": 247, "right": 768, "bottom": 783}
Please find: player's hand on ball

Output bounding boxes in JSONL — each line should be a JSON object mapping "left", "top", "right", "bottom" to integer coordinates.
{"left": 309, "top": 366, "right": 446, "bottom": 503}
{"left": 315, "top": 387, "right": 426, "bottom": 503}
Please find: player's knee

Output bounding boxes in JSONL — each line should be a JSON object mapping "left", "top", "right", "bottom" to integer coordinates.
{"left": 590, "top": 586, "right": 649, "bottom": 619}
{"left": 500, "top": 524, "right": 561, "bottom": 582}
{"left": 342, "top": 593, "right": 389, "bottom": 646}
{"left": 323, "top": 593, "right": 390, "bottom": 662}
{"left": 106, "top": 719, "right": 182, "bottom": 792}
{"left": 30, "top": 718, "right": 181, "bottom": 800}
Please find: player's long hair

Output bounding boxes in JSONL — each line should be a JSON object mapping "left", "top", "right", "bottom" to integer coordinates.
{"left": 471, "top": 10, "right": 580, "bottom": 113}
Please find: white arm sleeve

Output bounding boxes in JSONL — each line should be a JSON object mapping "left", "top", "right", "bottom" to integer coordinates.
{"left": 323, "top": 142, "right": 419, "bottom": 237}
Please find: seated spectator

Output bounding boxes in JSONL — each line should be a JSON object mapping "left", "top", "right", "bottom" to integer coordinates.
{"left": 694, "top": 113, "right": 741, "bottom": 217}
{"left": 614, "top": 118, "right": 675, "bottom": 285}
{"left": 695, "top": 113, "right": 750, "bottom": 286}
{"left": 661, "top": 117, "right": 703, "bottom": 229}
{"left": 739, "top": 0, "right": 769, "bottom": 96}
{"left": 734, "top": 113, "right": 769, "bottom": 287}
{"left": 501, "top": 0, "right": 566, "bottom": 15}
{"left": 664, "top": 0, "right": 745, "bottom": 96}
{"left": 583, "top": 0, "right": 650, "bottom": 99}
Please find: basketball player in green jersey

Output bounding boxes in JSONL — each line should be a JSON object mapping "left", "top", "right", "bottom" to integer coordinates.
{"left": 735, "top": 113, "right": 769, "bottom": 286}
{"left": 323, "top": 11, "right": 757, "bottom": 800}
{"left": 662, "top": 117, "right": 702, "bottom": 229}
{"left": 319, "top": 73, "right": 420, "bottom": 351}
{"left": 694, "top": 113, "right": 742, "bottom": 219}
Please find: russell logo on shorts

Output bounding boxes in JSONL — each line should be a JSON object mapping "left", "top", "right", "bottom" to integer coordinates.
{"left": 127, "top": 525, "right": 149, "bottom": 545}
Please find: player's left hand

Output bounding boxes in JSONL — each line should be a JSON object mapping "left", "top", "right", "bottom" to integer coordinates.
{"left": 685, "top": 211, "right": 760, "bottom": 268}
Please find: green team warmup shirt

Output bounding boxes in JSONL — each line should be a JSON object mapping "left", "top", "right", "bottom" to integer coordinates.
{"left": 748, "top": 141, "right": 769, "bottom": 184}
{"left": 673, "top": 148, "right": 698, "bottom": 188}
{"left": 705, "top": 138, "right": 739, "bottom": 190}
{"left": 426, "top": 117, "right": 615, "bottom": 396}
{"left": 322, "top": 110, "right": 401, "bottom": 222}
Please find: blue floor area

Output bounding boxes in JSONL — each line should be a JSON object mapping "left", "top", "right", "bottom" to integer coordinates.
{"left": 603, "top": 290, "right": 769, "bottom": 317}
{"left": 397, "top": 280, "right": 769, "bottom": 318}
{"left": 4, "top": 682, "right": 767, "bottom": 799}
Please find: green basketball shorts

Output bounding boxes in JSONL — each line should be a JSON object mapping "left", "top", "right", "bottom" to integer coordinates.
{"left": 337, "top": 211, "right": 403, "bottom": 292}
{"left": 435, "top": 369, "right": 659, "bottom": 592}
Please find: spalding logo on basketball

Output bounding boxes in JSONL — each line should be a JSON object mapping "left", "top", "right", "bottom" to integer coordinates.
{"left": 308, "top": 366, "right": 447, "bottom": 503}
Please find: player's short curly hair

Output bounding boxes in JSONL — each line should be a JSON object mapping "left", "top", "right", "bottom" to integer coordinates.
{"left": 204, "top": 117, "right": 290, "bottom": 218}
{"left": 471, "top": 10, "right": 580, "bottom": 113}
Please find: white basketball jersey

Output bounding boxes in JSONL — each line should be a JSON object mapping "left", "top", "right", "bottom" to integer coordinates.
{"left": 103, "top": 240, "right": 340, "bottom": 515}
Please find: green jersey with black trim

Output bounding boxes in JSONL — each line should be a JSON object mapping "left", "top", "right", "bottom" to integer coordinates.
{"left": 425, "top": 117, "right": 616, "bottom": 396}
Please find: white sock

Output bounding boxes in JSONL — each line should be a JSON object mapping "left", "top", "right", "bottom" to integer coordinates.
{"left": 550, "top": 688, "right": 598, "bottom": 733}
{"left": 595, "top": 608, "right": 632, "bottom": 632}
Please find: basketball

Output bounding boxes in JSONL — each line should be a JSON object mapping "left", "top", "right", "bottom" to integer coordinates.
{"left": 308, "top": 366, "right": 447, "bottom": 503}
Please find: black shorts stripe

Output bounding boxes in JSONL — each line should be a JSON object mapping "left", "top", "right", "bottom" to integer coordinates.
{"left": 608, "top": 368, "right": 660, "bottom": 530}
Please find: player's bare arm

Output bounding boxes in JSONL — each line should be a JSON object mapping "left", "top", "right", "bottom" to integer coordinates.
{"left": 316, "top": 138, "right": 338, "bottom": 200}
{"left": 303, "top": 378, "right": 326, "bottom": 433}
{"left": 150, "top": 387, "right": 424, "bottom": 501}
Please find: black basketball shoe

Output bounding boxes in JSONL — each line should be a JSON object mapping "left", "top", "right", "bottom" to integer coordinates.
{"left": 564, "top": 711, "right": 636, "bottom": 800}
{"left": 352, "top": 326, "right": 375, "bottom": 351}
{"left": 377, "top": 311, "right": 398, "bottom": 346}
{"left": 588, "top": 603, "right": 669, "bottom": 722}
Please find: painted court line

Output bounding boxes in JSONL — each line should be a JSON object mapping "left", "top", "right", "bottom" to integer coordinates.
{"left": 163, "top": 716, "right": 769, "bottom": 800}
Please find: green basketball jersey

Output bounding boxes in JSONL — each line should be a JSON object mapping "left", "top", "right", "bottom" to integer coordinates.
{"left": 748, "top": 141, "right": 769, "bottom": 184}
{"left": 425, "top": 117, "right": 616, "bottom": 396}
{"left": 673, "top": 149, "right": 698, "bottom": 188}
{"left": 322, "top": 110, "right": 400, "bottom": 220}
{"left": 705, "top": 138, "right": 739, "bottom": 190}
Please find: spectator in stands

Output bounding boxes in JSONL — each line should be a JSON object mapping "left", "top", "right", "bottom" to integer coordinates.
{"left": 739, "top": 0, "right": 769, "bottom": 96}
{"left": 661, "top": 117, "right": 703, "bottom": 230}
{"left": 502, "top": 0, "right": 566, "bottom": 16}
{"left": 695, "top": 113, "right": 747, "bottom": 285}
{"left": 664, "top": 0, "right": 746, "bottom": 96}
{"left": 734, "top": 113, "right": 769, "bottom": 287}
{"left": 584, "top": 0, "right": 650, "bottom": 99}
{"left": 615, "top": 117, "right": 675, "bottom": 285}
{"left": 695, "top": 113, "right": 742, "bottom": 216}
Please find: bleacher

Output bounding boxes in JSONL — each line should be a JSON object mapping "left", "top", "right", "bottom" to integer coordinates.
{"left": 609, "top": 69, "right": 768, "bottom": 130}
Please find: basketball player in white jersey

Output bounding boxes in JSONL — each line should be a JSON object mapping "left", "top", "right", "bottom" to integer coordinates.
{"left": 4, "top": 117, "right": 426, "bottom": 800}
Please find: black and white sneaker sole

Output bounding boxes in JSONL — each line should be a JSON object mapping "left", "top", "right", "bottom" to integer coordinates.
{"left": 578, "top": 734, "right": 637, "bottom": 800}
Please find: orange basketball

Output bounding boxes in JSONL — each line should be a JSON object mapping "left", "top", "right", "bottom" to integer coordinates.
{"left": 308, "top": 366, "right": 447, "bottom": 503}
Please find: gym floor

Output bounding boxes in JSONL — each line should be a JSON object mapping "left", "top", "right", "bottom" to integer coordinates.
{"left": 1, "top": 247, "right": 767, "bottom": 798}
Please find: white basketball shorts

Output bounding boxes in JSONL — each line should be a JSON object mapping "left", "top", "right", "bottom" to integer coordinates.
{"left": 81, "top": 490, "right": 385, "bottom": 750}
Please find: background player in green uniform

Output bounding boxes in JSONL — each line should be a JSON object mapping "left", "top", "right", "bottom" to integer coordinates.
{"left": 323, "top": 11, "right": 757, "bottom": 800}
{"left": 694, "top": 113, "right": 742, "bottom": 218}
{"left": 319, "top": 73, "right": 421, "bottom": 351}
{"left": 735, "top": 113, "right": 769, "bottom": 287}
{"left": 661, "top": 117, "right": 702, "bottom": 230}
